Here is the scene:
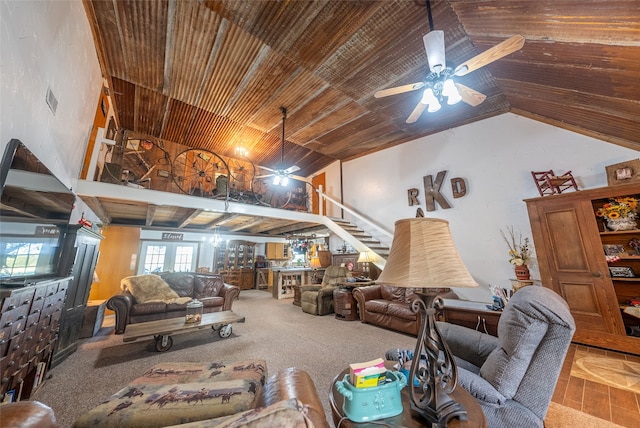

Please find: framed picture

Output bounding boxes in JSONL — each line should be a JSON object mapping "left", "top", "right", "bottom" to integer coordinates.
{"left": 603, "top": 244, "right": 625, "bottom": 256}
{"left": 605, "top": 159, "right": 640, "bottom": 186}
{"left": 608, "top": 266, "right": 635, "bottom": 278}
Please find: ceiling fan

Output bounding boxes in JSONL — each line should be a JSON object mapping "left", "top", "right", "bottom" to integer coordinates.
{"left": 255, "top": 107, "right": 307, "bottom": 186}
{"left": 375, "top": 1, "right": 524, "bottom": 124}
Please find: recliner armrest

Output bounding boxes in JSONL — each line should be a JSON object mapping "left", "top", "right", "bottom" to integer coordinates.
{"left": 317, "top": 285, "right": 336, "bottom": 297}
{"left": 300, "top": 285, "right": 322, "bottom": 293}
{"left": 106, "top": 293, "right": 134, "bottom": 335}
{"left": 437, "top": 321, "right": 499, "bottom": 368}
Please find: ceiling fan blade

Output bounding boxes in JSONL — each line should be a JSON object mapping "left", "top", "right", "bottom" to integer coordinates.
{"left": 374, "top": 82, "right": 425, "bottom": 98}
{"left": 406, "top": 102, "right": 428, "bottom": 124}
{"left": 423, "top": 30, "right": 446, "bottom": 74}
{"left": 454, "top": 35, "right": 525, "bottom": 76}
{"left": 254, "top": 174, "right": 275, "bottom": 179}
{"left": 454, "top": 83, "right": 487, "bottom": 107}
{"left": 283, "top": 165, "right": 300, "bottom": 174}
{"left": 257, "top": 165, "right": 277, "bottom": 173}
{"left": 289, "top": 174, "right": 311, "bottom": 184}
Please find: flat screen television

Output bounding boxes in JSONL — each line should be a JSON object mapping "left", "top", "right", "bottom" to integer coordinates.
{"left": 0, "top": 139, "right": 75, "bottom": 286}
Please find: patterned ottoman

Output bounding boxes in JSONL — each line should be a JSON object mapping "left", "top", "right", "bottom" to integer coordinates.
{"left": 73, "top": 359, "right": 267, "bottom": 428}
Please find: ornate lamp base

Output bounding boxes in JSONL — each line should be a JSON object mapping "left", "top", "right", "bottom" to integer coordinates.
{"left": 409, "top": 289, "right": 468, "bottom": 427}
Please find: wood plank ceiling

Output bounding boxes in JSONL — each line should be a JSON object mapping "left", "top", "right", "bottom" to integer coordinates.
{"left": 84, "top": 0, "right": 640, "bottom": 180}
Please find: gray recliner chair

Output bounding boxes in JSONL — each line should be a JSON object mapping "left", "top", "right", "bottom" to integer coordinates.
{"left": 437, "top": 285, "right": 576, "bottom": 428}
{"left": 300, "top": 265, "right": 351, "bottom": 315}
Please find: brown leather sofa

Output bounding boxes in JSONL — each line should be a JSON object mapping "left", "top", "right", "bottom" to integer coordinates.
{"left": 107, "top": 272, "right": 240, "bottom": 334}
{"left": 258, "top": 367, "right": 329, "bottom": 428}
{"left": 353, "top": 284, "right": 422, "bottom": 335}
{"left": 0, "top": 401, "right": 57, "bottom": 428}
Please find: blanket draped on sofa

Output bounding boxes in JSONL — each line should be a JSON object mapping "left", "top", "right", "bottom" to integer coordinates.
{"left": 121, "top": 274, "right": 192, "bottom": 305}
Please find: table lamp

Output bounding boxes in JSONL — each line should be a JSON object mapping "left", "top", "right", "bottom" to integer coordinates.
{"left": 357, "top": 251, "right": 373, "bottom": 275}
{"left": 377, "top": 218, "right": 478, "bottom": 426}
{"left": 309, "top": 256, "right": 322, "bottom": 269}
{"left": 309, "top": 256, "right": 322, "bottom": 282}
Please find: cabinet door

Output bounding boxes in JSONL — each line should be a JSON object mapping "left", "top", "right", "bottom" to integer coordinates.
{"left": 528, "top": 198, "right": 625, "bottom": 336}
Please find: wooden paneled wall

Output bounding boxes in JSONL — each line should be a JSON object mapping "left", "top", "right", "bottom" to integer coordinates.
{"left": 88, "top": 226, "right": 141, "bottom": 313}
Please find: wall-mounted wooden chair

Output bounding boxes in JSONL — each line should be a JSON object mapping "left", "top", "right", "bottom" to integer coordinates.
{"left": 531, "top": 170, "right": 579, "bottom": 196}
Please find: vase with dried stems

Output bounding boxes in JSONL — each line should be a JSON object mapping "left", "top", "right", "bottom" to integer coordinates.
{"left": 501, "top": 226, "right": 533, "bottom": 281}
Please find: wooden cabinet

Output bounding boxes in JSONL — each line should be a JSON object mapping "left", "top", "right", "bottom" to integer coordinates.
{"left": 216, "top": 240, "right": 255, "bottom": 290}
{"left": 331, "top": 253, "right": 381, "bottom": 278}
{"left": 52, "top": 226, "right": 103, "bottom": 366}
{"left": 266, "top": 242, "right": 289, "bottom": 260}
{"left": 438, "top": 299, "right": 501, "bottom": 336}
{"left": 1, "top": 277, "right": 70, "bottom": 401}
{"left": 525, "top": 183, "right": 640, "bottom": 355}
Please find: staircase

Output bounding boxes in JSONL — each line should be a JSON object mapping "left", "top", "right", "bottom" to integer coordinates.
{"left": 325, "top": 217, "right": 390, "bottom": 268}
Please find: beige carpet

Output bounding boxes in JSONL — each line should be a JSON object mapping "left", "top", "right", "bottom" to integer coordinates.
{"left": 546, "top": 402, "right": 623, "bottom": 428}
{"left": 32, "top": 290, "right": 612, "bottom": 427}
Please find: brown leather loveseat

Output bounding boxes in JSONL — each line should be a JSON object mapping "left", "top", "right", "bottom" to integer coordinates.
{"left": 107, "top": 272, "right": 240, "bottom": 334}
{"left": 353, "top": 283, "right": 422, "bottom": 336}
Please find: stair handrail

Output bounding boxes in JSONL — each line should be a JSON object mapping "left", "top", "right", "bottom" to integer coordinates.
{"left": 316, "top": 185, "right": 393, "bottom": 241}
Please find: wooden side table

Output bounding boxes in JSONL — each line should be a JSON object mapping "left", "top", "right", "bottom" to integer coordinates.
{"left": 329, "top": 367, "right": 487, "bottom": 427}
{"left": 292, "top": 285, "right": 301, "bottom": 306}
{"left": 333, "top": 288, "right": 358, "bottom": 321}
{"left": 79, "top": 299, "right": 107, "bottom": 338}
{"left": 438, "top": 299, "right": 502, "bottom": 336}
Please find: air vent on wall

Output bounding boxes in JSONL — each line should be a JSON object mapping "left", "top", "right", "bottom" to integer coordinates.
{"left": 46, "top": 87, "right": 58, "bottom": 115}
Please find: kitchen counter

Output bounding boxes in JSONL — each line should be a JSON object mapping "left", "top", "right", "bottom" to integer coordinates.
{"left": 271, "top": 268, "right": 314, "bottom": 300}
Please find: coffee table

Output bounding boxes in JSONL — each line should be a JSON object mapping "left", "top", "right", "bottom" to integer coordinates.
{"left": 330, "top": 367, "right": 487, "bottom": 427}
{"left": 122, "top": 310, "right": 245, "bottom": 352}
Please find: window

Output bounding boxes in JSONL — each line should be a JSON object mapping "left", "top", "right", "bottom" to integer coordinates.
{"left": 142, "top": 245, "right": 166, "bottom": 274}
{"left": 138, "top": 241, "right": 198, "bottom": 274}
{"left": 1, "top": 230, "right": 62, "bottom": 279}
{"left": 2, "top": 242, "right": 43, "bottom": 276}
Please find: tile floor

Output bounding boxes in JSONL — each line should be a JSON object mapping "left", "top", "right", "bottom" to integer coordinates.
{"left": 552, "top": 343, "right": 640, "bottom": 427}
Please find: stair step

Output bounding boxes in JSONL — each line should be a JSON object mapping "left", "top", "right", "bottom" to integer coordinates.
{"left": 328, "top": 217, "right": 389, "bottom": 261}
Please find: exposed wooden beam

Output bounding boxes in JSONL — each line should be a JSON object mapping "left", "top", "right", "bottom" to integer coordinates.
{"left": 145, "top": 205, "right": 157, "bottom": 226}
{"left": 177, "top": 209, "right": 203, "bottom": 228}
{"left": 228, "top": 217, "right": 265, "bottom": 232}
{"left": 205, "top": 213, "right": 240, "bottom": 229}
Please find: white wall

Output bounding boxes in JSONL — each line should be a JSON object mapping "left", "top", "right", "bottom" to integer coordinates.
{"left": 0, "top": 0, "right": 102, "bottom": 194}
{"left": 341, "top": 113, "right": 638, "bottom": 301}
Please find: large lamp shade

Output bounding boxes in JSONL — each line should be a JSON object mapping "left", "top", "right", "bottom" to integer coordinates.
{"left": 377, "top": 218, "right": 477, "bottom": 289}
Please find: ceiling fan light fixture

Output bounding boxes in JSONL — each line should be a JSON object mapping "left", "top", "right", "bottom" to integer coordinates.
{"left": 427, "top": 99, "right": 441, "bottom": 113}
{"left": 273, "top": 175, "right": 281, "bottom": 186}
{"left": 442, "top": 79, "right": 462, "bottom": 105}
{"left": 421, "top": 88, "right": 441, "bottom": 112}
{"left": 421, "top": 87, "right": 435, "bottom": 104}
{"left": 281, "top": 176, "right": 289, "bottom": 187}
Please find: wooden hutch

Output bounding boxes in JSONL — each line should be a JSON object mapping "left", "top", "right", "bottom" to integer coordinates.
{"left": 525, "top": 182, "right": 640, "bottom": 355}
{"left": 214, "top": 240, "right": 256, "bottom": 290}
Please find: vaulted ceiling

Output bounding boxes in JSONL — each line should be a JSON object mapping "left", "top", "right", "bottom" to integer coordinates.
{"left": 83, "top": 0, "right": 640, "bottom": 179}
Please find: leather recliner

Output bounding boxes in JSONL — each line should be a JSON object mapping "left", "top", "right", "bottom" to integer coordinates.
{"left": 300, "top": 265, "right": 351, "bottom": 315}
